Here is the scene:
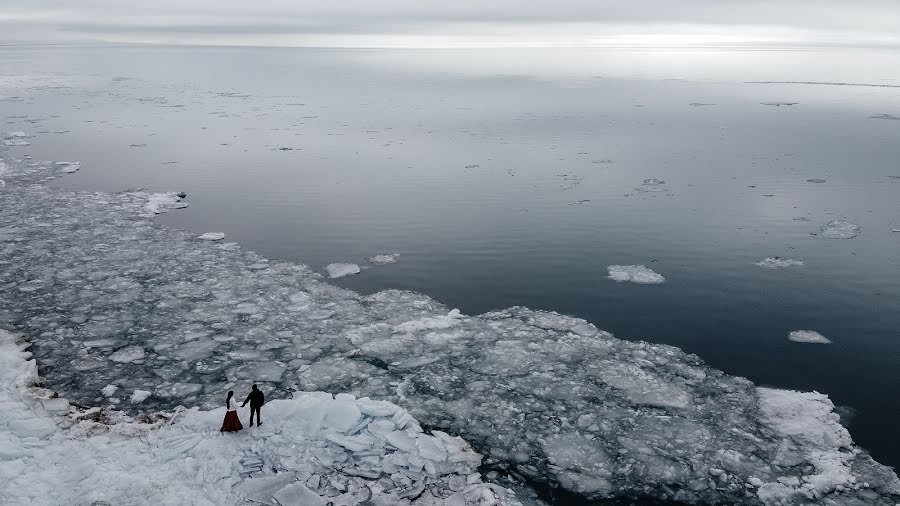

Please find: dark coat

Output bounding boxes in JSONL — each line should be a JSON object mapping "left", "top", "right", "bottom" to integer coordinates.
{"left": 243, "top": 389, "right": 265, "bottom": 408}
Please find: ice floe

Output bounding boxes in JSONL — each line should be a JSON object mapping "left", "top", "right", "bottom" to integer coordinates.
{"left": 198, "top": 232, "right": 226, "bottom": 241}
{"left": 326, "top": 263, "right": 361, "bottom": 278}
{"left": 55, "top": 161, "right": 81, "bottom": 173}
{"left": 367, "top": 253, "right": 400, "bottom": 265}
{"left": 636, "top": 178, "right": 667, "bottom": 192}
{"left": 607, "top": 264, "right": 666, "bottom": 284}
{"left": 0, "top": 150, "right": 897, "bottom": 504}
{"left": 755, "top": 257, "right": 804, "bottom": 269}
{"left": 815, "top": 220, "right": 861, "bottom": 239}
{"left": 142, "top": 191, "right": 189, "bottom": 215}
{"left": 0, "top": 330, "right": 520, "bottom": 506}
{"left": 788, "top": 330, "right": 832, "bottom": 344}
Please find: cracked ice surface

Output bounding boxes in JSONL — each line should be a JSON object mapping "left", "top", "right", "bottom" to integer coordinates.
{"left": 0, "top": 330, "right": 519, "bottom": 506}
{"left": 0, "top": 152, "right": 898, "bottom": 504}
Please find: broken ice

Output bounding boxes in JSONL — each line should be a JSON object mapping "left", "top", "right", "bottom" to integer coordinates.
{"left": 607, "top": 264, "right": 666, "bottom": 284}
{"left": 815, "top": 220, "right": 861, "bottom": 239}
{"left": 367, "top": 253, "right": 400, "bottom": 265}
{"left": 0, "top": 150, "right": 897, "bottom": 504}
{"left": 326, "top": 263, "right": 361, "bottom": 278}
{"left": 755, "top": 257, "right": 804, "bottom": 269}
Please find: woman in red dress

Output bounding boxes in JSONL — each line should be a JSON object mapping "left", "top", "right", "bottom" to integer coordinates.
{"left": 220, "top": 390, "right": 243, "bottom": 432}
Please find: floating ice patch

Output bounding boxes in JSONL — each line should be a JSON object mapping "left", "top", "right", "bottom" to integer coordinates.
{"left": 55, "top": 161, "right": 81, "bottom": 173}
{"left": 3, "top": 139, "right": 30, "bottom": 146}
{"left": 869, "top": 113, "right": 900, "bottom": 120}
{"left": 101, "top": 384, "right": 118, "bottom": 397}
{"left": 325, "top": 263, "right": 360, "bottom": 278}
{"left": 130, "top": 389, "right": 152, "bottom": 403}
{"left": 788, "top": 330, "right": 831, "bottom": 344}
{"left": 755, "top": 257, "right": 804, "bottom": 269}
{"left": 109, "top": 346, "right": 146, "bottom": 363}
{"left": 367, "top": 253, "right": 399, "bottom": 265}
{"left": 815, "top": 220, "right": 861, "bottom": 239}
{"left": 198, "top": 232, "right": 225, "bottom": 241}
{"left": 607, "top": 265, "right": 666, "bottom": 284}
{"left": 5, "top": 131, "right": 30, "bottom": 138}
{"left": 636, "top": 178, "right": 667, "bottom": 192}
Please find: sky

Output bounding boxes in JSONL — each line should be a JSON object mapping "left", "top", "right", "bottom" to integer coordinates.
{"left": 1, "top": 0, "right": 899, "bottom": 48}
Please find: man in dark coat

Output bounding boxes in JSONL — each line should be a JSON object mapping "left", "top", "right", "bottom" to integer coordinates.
{"left": 242, "top": 384, "right": 265, "bottom": 427}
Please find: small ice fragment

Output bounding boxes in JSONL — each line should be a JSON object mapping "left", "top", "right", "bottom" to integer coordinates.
{"left": 367, "top": 253, "right": 399, "bottom": 265}
{"left": 815, "top": 220, "right": 861, "bottom": 239}
{"left": 755, "top": 257, "right": 804, "bottom": 269}
{"left": 869, "top": 113, "right": 900, "bottom": 120}
{"left": 198, "top": 232, "right": 225, "bottom": 241}
{"left": 109, "top": 346, "right": 146, "bottom": 363}
{"left": 131, "top": 389, "right": 152, "bottom": 402}
{"left": 3, "top": 139, "right": 30, "bottom": 146}
{"left": 6, "top": 131, "right": 30, "bottom": 138}
{"left": 325, "top": 263, "right": 360, "bottom": 278}
{"left": 607, "top": 265, "right": 666, "bottom": 284}
{"left": 56, "top": 161, "right": 81, "bottom": 173}
{"left": 788, "top": 330, "right": 831, "bottom": 344}
{"left": 101, "top": 384, "right": 118, "bottom": 397}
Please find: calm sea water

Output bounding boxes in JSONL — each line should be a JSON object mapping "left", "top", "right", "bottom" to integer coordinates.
{"left": 2, "top": 45, "right": 899, "bottom": 468}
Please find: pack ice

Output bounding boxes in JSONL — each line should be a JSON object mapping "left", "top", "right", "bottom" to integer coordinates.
{"left": 0, "top": 151, "right": 898, "bottom": 504}
{"left": 0, "top": 330, "right": 519, "bottom": 505}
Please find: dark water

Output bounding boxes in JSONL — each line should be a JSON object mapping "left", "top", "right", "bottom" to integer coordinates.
{"left": 1, "top": 45, "right": 899, "bottom": 469}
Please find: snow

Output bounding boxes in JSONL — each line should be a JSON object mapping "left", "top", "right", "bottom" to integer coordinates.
{"left": 0, "top": 330, "right": 520, "bottom": 506}
{"left": 607, "top": 264, "right": 666, "bottom": 284}
{"left": 368, "top": 253, "right": 400, "bottom": 264}
{"left": 815, "top": 220, "right": 861, "bottom": 239}
{"left": 0, "top": 149, "right": 898, "bottom": 504}
{"left": 198, "top": 232, "right": 226, "bottom": 241}
{"left": 755, "top": 257, "right": 804, "bottom": 269}
{"left": 788, "top": 330, "right": 832, "bottom": 344}
{"left": 326, "top": 262, "right": 361, "bottom": 278}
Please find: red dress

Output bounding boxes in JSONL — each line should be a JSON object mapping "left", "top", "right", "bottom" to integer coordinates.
{"left": 220, "top": 401, "right": 243, "bottom": 432}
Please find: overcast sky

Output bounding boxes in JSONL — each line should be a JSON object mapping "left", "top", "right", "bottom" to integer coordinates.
{"left": 2, "top": 1, "right": 899, "bottom": 47}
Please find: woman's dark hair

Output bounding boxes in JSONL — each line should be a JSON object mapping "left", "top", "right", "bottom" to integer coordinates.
{"left": 227, "top": 390, "right": 234, "bottom": 405}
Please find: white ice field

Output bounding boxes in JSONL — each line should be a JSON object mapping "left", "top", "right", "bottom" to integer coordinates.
{"left": 1, "top": 149, "right": 898, "bottom": 504}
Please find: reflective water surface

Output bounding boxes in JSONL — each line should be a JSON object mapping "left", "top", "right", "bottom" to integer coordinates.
{"left": 1, "top": 45, "right": 899, "bottom": 468}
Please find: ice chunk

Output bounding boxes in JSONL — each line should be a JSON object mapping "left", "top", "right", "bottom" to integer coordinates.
{"left": 108, "top": 346, "right": 146, "bottom": 363}
{"left": 815, "top": 220, "right": 861, "bottom": 239}
{"left": 607, "top": 265, "right": 665, "bottom": 284}
{"left": 394, "top": 309, "right": 462, "bottom": 333}
{"left": 788, "top": 330, "right": 831, "bottom": 344}
{"left": 325, "top": 263, "right": 360, "bottom": 278}
{"left": 101, "top": 384, "right": 118, "bottom": 397}
{"left": 57, "top": 161, "right": 81, "bottom": 173}
{"left": 274, "top": 483, "right": 326, "bottom": 506}
{"left": 198, "top": 232, "right": 225, "bottom": 241}
{"left": 324, "top": 401, "right": 362, "bottom": 432}
{"left": 367, "top": 253, "right": 399, "bottom": 264}
{"left": 130, "top": 389, "right": 151, "bottom": 403}
{"left": 143, "top": 192, "right": 188, "bottom": 215}
{"left": 755, "top": 257, "right": 804, "bottom": 269}
{"left": 3, "top": 139, "right": 30, "bottom": 146}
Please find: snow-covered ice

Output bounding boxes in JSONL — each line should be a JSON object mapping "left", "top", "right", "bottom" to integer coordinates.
{"left": 368, "top": 253, "right": 400, "bottom": 265}
{"left": 815, "top": 220, "right": 861, "bottom": 239}
{"left": 755, "top": 257, "right": 804, "bottom": 269}
{"left": 607, "top": 264, "right": 666, "bottom": 284}
{"left": 198, "top": 232, "right": 226, "bottom": 241}
{"left": 0, "top": 148, "right": 898, "bottom": 504}
{"left": 326, "top": 262, "right": 361, "bottom": 278}
{"left": 788, "top": 330, "right": 832, "bottom": 344}
{"left": 0, "top": 330, "right": 519, "bottom": 506}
